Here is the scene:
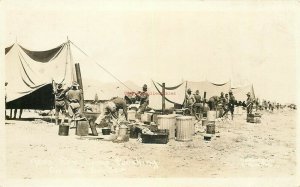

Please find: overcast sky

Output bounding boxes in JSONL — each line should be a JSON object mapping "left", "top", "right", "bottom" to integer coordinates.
{"left": 2, "top": 0, "right": 299, "bottom": 103}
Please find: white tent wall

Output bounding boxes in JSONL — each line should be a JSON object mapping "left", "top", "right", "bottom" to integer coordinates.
{"left": 5, "top": 43, "right": 73, "bottom": 103}
{"left": 186, "top": 81, "right": 231, "bottom": 99}
{"left": 232, "top": 84, "right": 255, "bottom": 102}
{"left": 148, "top": 81, "right": 186, "bottom": 110}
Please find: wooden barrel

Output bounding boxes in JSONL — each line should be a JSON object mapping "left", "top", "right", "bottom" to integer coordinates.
{"left": 127, "top": 110, "right": 136, "bottom": 121}
{"left": 175, "top": 116, "right": 193, "bottom": 142}
{"left": 58, "top": 125, "right": 69, "bottom": 136}
{"left": 207, "top": 111, "right": 216, "bottom": 121}
{"left": 206, "top": 121, "right": 215, "bottom": 134}
{"left": 157, "top": 115, "right": 176, "bottom": 139}
{"left": 76, "top": 120, "right": 89, "bottom": 136}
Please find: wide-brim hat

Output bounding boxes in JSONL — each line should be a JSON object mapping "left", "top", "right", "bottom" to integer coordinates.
{"left": 57, "top": 83, "right": 63, "bottom": 89}
{"left": 72, "top": 82, "right": 79, "bottom": 87}
{"left": 246, "top": 92, "right": 251, "bottom": 96}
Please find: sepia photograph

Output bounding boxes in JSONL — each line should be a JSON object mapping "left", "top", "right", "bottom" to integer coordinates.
{"left": 1, "top": 0, "right": 299, "bottom": 186}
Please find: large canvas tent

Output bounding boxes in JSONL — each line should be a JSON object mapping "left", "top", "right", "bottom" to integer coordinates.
{"left": 5, "top": 42, "right": 75, "bottom": 109}
{"left": 5, "top": 41, "right": 142, "bottom": 110}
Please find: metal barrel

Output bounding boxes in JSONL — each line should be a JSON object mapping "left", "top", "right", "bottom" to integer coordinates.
{"left": 157, "top": 115, "right": 176, "bottom": 139}
{"left": 58, "top": 125, "right": 69, "bottom": 136}
{"left": 175, "top": 116, "right": 193, "bottom": 142}
{"left": 76, "top": 120, "right": 89, "bottom": 136}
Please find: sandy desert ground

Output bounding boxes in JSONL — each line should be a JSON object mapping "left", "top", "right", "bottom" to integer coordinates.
{"left": 4, "top": 108, "right": 297, "bottom": 179}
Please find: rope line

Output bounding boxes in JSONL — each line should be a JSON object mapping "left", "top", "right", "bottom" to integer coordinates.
{"left": 69, "top": 40, "right": 134, "bottom": 92}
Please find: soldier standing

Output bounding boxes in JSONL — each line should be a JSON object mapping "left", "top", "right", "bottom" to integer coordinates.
{"left": 136, "top": 84, "right": 149, "bottom": 114}
{"left": 54, "top": 83, "right": 70, "bottom": 125}
{"left": 246, "top": 92, "right": 253, "bottom": 116}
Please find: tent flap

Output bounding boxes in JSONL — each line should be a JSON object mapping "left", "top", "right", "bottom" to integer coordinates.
{"left": 5, "top": 43, "right": 74, "bottom": 109}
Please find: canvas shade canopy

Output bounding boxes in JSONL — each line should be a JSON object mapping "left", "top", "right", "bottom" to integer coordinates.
{"left": 148, "top": 80, "right": 231, "bottom": 110}
{"left": 5, "top": 42, "right": 75, "bottom": 109}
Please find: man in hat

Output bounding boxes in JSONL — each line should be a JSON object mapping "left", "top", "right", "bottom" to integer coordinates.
{"left": 185, "top": 88, "right": 195, "bottom": 107}
{"left": 221, "top": 90, "right": 235, "bottom": 120}
{"left": 54, "top": 83, "right": 71, "bottom": 125}
{"left": 218, "top": 92, "right": 226, "bottom": 116}
{"left": 95, "top": 97, "right": 128, "bottom": 132}
{"left": 136, "top": 84, "right": 149, "bottom": 114}
{"left": 193, "top": 90, "right": 202, "bottom": 114}
{"left": 66, "top": 81, "right": 82, "bottom": 125}
{"left": 184, "top": 88, "right": 196, "bottom": 115}
{"left": 207, "top": 95, "right": 219, "bottom": 111}
{"left": 246, "top": 92, "right": 253, "bottom": 115}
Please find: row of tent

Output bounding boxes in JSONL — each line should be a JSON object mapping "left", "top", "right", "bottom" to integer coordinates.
{"left": 5, "top": 41, "right": 255, "bottom": 110}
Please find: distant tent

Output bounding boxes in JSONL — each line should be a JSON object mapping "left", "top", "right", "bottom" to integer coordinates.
{"left": 83, "top": 80, "right": 140, "bottom": 101}
{"left": 149, "top": 81, "right": 186, "bottom": 109}
{"left": 186, "top": 80, "right": 231, "bottom": 99}
{"left": 149, "top": 80, "right": 231, "bottom": 110}
{"left": 5, "top": 42, "right": 75, "bottom": 109}
{"left": 232, "top": 84, "right": 255, "bottom": 102}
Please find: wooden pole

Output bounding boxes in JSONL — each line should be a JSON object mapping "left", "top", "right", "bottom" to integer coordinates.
{"left": 75, "top": 63, "right": 84, "bottom": 113}
{"left": 162, "top": 82, "right": 165, "bottom": 114}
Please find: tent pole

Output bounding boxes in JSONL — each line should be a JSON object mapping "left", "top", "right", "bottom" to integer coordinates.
{"left": 162, "top": 83, "right": 165, "bottom": 114}
{"left": 75, "top": 63, "right": 84, "bottom": 113}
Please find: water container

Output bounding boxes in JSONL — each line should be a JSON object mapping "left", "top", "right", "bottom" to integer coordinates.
{"left": 206, "top": 121, "right": 215, "bottom": 134}
{"left": 58, "top": 125, "right": 69, "bottom": 136}
{"left": 157, "top": 115, "right": 176, "bottom": 139}
{"left": 175, "top": 116, "right": 193, "bottom": 142}
{"left": 76, "top": 120, "right": 89, "bottom": 136}
{"left": 127, "top": 110, "right": 136, "bottom": 121}
{"left": 141, "top": 113, "right": 152, "bottom": 123}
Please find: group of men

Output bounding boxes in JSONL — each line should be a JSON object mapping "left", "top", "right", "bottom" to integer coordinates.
{"left": 94, "top": 84, "right": 149, "bottom": 126}
{"left": 184, "top": 88, "right": 254, "bottom": 120}
{"left": 54, "top": 81, "right": 83, "bottom": 125}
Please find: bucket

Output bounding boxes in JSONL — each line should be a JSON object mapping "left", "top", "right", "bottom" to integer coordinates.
{"left": 175, "top": 116, "right": 193, "bottom": 142}
{"left": 204, "top": 134, "right": 212, "bottom": 141}
{"left": 128, "top": 124, "right": 141, "bottom": 139}
{"left": 58, "top": 125, "right": 69, "bottom": 136}
{"left": 102, "top": 128, "right": 111, "bottom": 135}
{"left": 119, "top": 125, "right": 129, "bottom": 136}
{"left": 247, "top": 114, "right": 255, "bottom": 123}
{"left": 207, "top": 111, "right": 217, "bottom": 121}
{"left": 206, "top": 121, "right": 215, "bottom": 134}
{"left": 76, "top": 120, "right": 89, "bottom": 136}
{"left": 141, "top": 113, "right": 152, "bottom": 123}
{"left": 128, "top": 110, "right": 136, "bottom": 121}
{"left": 157, "top": 115, "right": 176, "bottom": 139}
